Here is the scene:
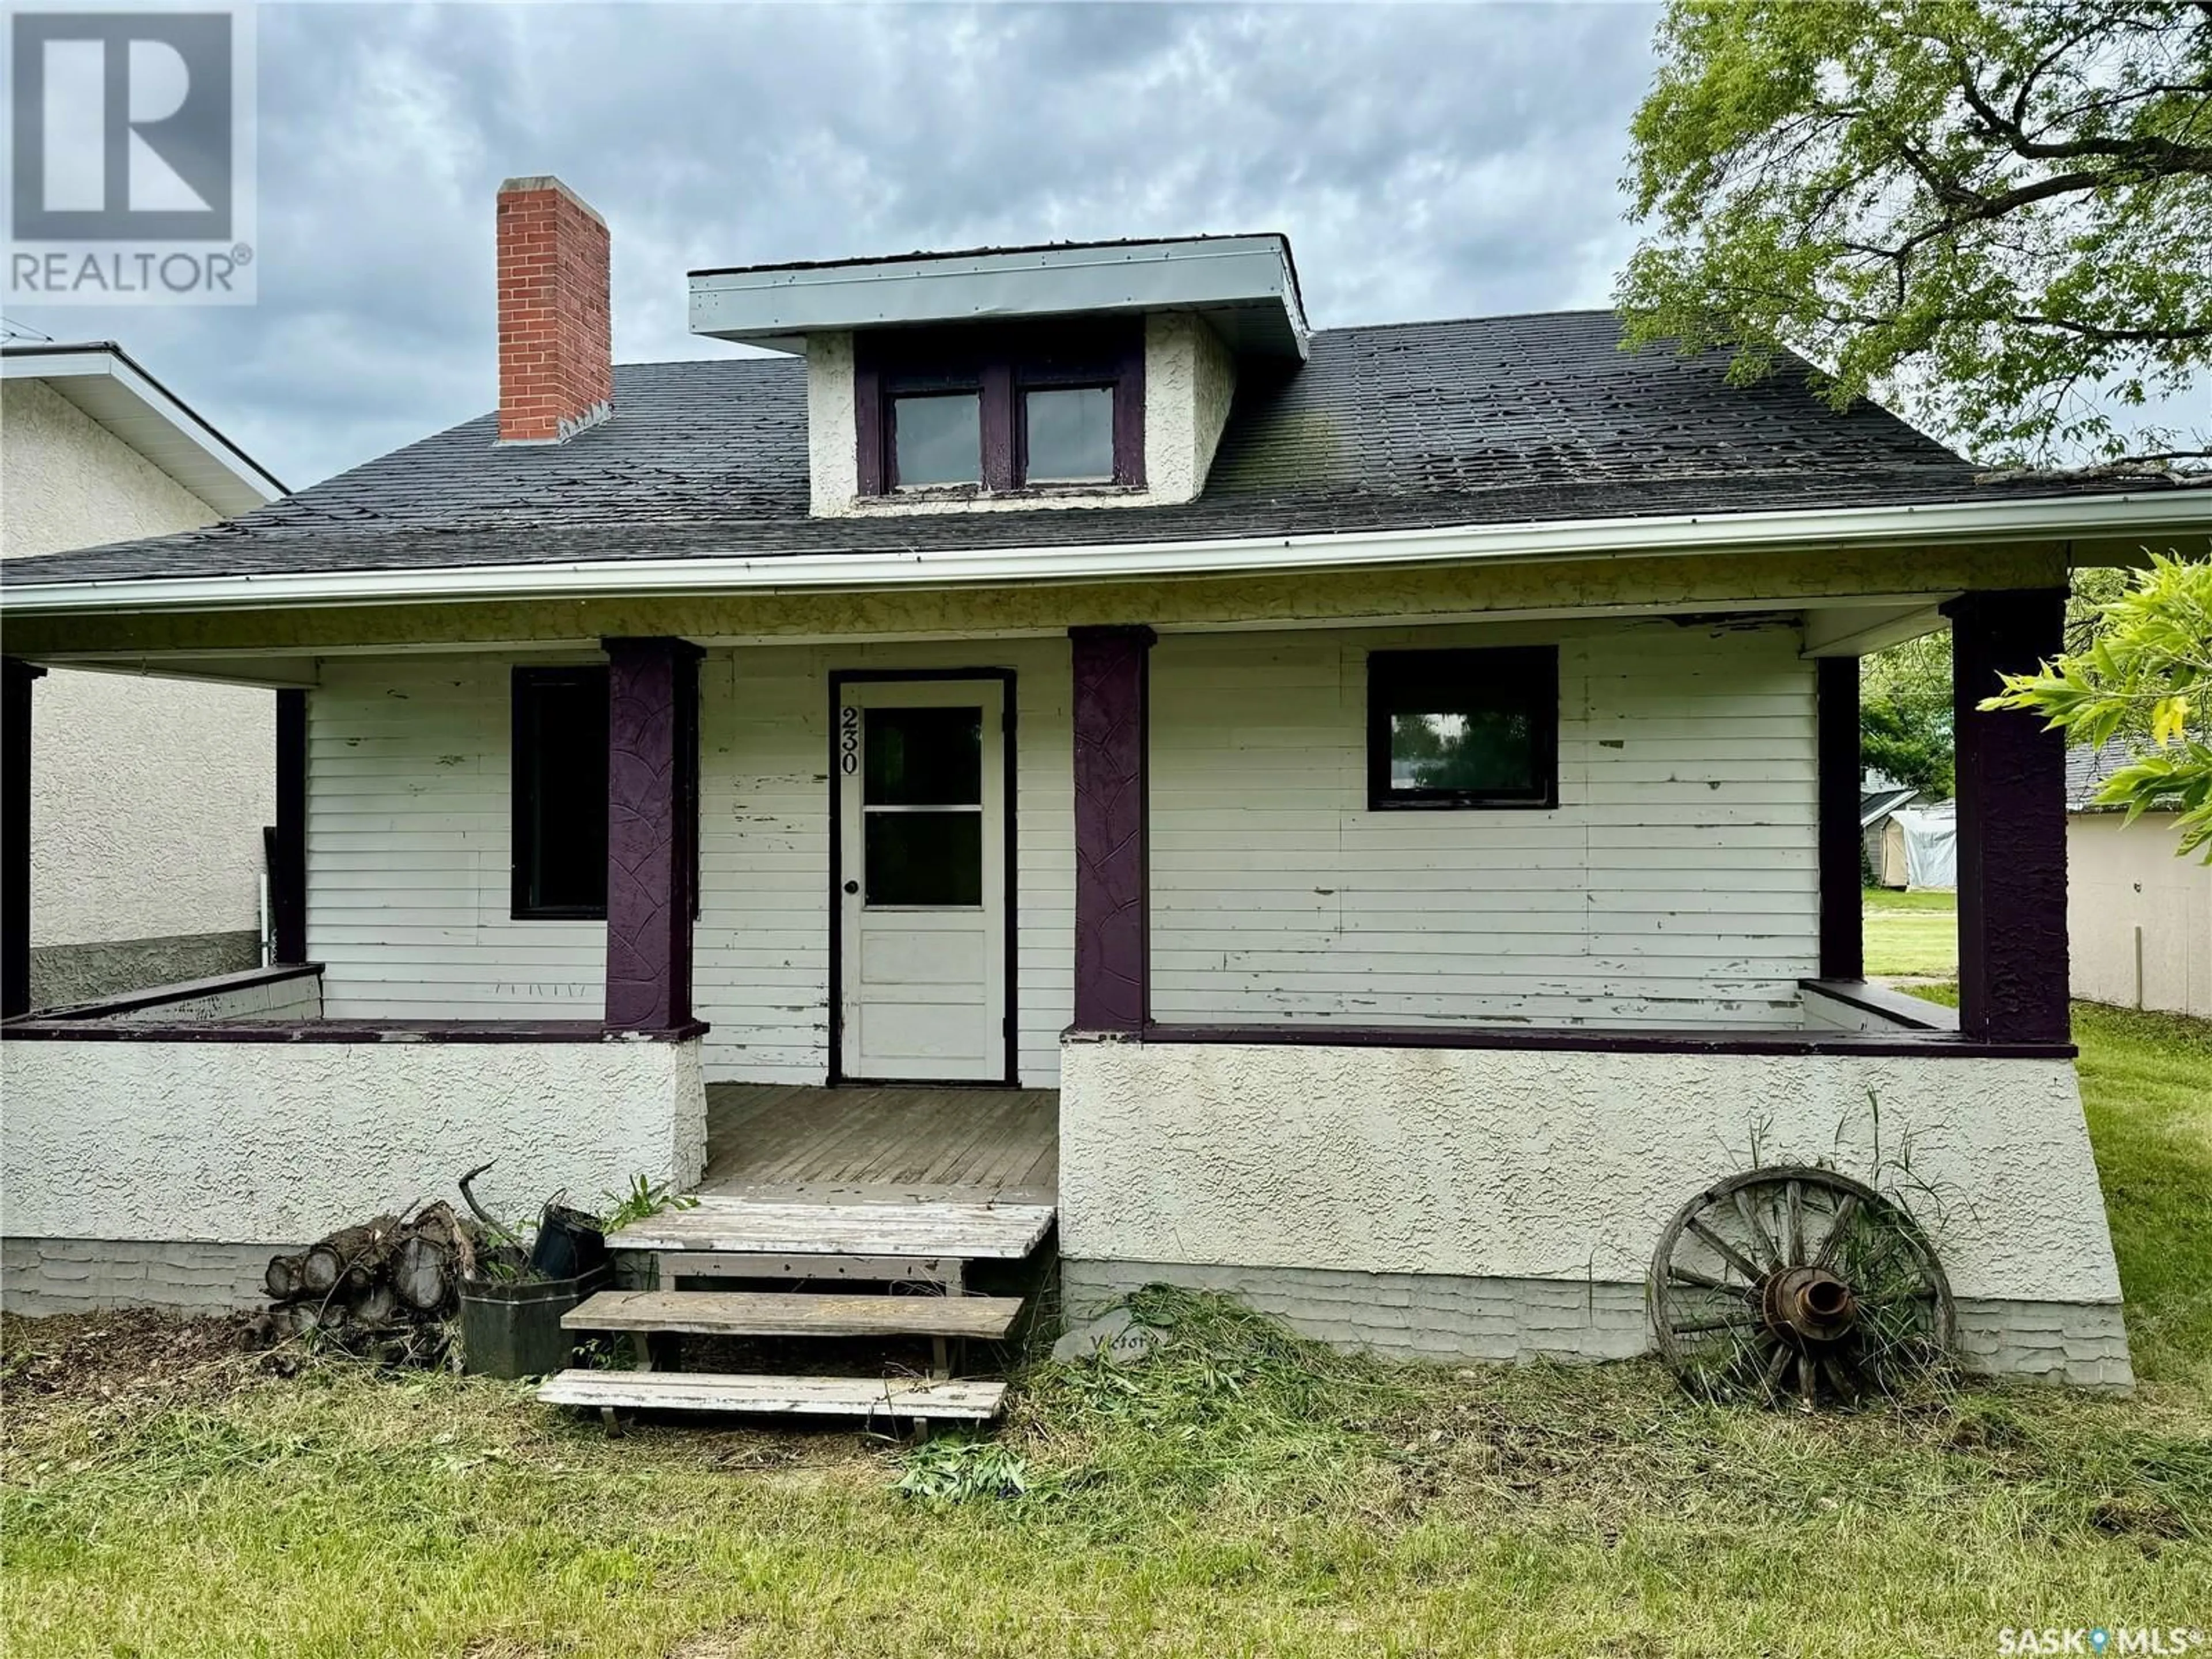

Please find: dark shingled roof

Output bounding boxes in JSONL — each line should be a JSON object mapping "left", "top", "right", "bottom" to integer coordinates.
{"left": 0, "top": 310, "right": 2145, "bottom": 589}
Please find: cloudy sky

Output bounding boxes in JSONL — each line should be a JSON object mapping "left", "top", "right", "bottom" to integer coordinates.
{"left": 6, "top": 2, "right": 1662, "bottom": 488}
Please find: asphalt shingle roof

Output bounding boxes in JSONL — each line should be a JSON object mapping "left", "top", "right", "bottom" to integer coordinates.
{"left": 0, "top": 310, "right": 2149, "bottom": 589}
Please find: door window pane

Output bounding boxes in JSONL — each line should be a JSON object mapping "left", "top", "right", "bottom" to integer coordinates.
{"left": 864, "top": 706, "right": 982, "bottom": 805}
{"left": 892, "top": 392, "right": 981, "bottom": 486}
{"left": 865, "top": 812, "right": 983, "bottom": 906}
{"left": 1023, "top": 387, "right": 1114, "bottom": 482}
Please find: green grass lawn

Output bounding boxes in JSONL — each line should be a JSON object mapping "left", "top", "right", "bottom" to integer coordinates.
{"left": 1865, "top": 885, "right": 1960, "bottom": 978}
{"left": 6, "top": 1005, "right": 2209, "bottom": 1658}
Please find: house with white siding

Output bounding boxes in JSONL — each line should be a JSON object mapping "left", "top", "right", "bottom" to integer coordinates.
{"left": 5, "top": 177, "right": 2205, "bottom": 1412}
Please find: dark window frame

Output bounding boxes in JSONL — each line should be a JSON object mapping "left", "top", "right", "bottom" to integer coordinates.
{"left": 512, "top": 665, "right": 611, "bottom": 920}
{"left": 855, "top": 321, "right": 1145, "bottom": 496}
{"left": 1365, "top": 646, "right": 1560, "bottom": 812}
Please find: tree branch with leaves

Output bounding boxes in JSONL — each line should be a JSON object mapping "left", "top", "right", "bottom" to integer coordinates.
{"left": 1619, "top": 0, "right": 2212, "bottom": 468}
{"left": 1982, "top": 555, "right": 2212, "bottom": 858}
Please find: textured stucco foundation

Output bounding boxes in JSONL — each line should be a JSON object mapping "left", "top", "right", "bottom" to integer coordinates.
{"left": 1, "top": 1237, "right": 295, "bottom": 1316}
{"left": 27, "top": 929, "right": 261, "bottom": 1009}
{"left": 1059, "top": 1259, "right": 2132, "bottom": 1388}
{"left": 1058, "top": 1037, "right": 2128, "bottom": 1382}
{"left": 1, "top": 1036, "right": 706, "bottom": 1245}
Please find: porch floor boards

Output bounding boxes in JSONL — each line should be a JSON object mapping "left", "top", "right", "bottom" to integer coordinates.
{"left": 696, "top": 1083, "right": 1058, "bottom": 1206}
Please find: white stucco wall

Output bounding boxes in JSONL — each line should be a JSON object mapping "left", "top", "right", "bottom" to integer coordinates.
{"left": 2068, "top": 812, "right": 2212, "bottom": 1018}
{"left": 2, "top": 376, "right": 274, "bottom": 950}
{"left": 803, "top": 313, "right": 1234, "bottom": 516}
{"left": 0, "top": 1036, "right": 706, "bottom": 1244}
{"left": 1058, "top": 1039, "right": 2123, "bottom": 1308}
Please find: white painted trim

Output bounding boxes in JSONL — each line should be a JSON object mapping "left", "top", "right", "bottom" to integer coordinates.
{"left": 5, "top": 488, "right": 2206, "bottom": 616}
{"left": 2, "top": 344, "right": 285, "bottom": 513}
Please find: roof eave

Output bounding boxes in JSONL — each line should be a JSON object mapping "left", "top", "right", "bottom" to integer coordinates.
{"left": 1, "top": 343, "right": 286, "bottom": 513}
{"left": 4, "top": 488, "right": 2205, "bottom": 618}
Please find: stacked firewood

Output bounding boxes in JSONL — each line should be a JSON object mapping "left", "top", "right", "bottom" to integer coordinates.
{"left": 256, "top": 1202, "right": 484, "bottom": 1361}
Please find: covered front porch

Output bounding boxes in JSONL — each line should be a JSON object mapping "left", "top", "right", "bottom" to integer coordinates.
{"left": 699, "top": 1082, "right": 1058, "bottom": 1205}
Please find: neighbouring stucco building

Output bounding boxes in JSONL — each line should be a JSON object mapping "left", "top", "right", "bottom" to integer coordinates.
{"left": 1, "top": 343, "right": 286, "bottom": 1005}
{"left": 2066, "top": 740, "right": 2212, "bottom": 1018}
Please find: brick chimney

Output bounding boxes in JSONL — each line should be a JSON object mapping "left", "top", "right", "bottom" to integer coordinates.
{"left": 495, "top": 175, "right": 612, "bottom": 444}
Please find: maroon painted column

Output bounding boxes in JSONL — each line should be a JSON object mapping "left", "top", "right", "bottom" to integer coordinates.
{"left": 1070, "top": 624, "right": 1155, "bottom": 1033}
{"left": 603, "top": 637, "right": 703, "bottom": 1033}
{"left": 1944, "top": 589, "right": 2071, "bottom": 1045}
{"left": 3, "top": 658, "right": 44, "bottom": 1018}
{"left": 272, "top": 689, "right": 309, "bottom": 964}
{"left": 1816, "top": 656, "right": 1863, "bottom": 980}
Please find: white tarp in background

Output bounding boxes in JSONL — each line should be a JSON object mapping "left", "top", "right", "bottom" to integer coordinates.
{"left": 1895, "top": 802, "right": 1957, "bottom": 891}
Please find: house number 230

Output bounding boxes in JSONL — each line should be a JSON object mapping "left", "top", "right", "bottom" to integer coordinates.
{"left": 839, "top": 706, "right": 860, "bottom": 774}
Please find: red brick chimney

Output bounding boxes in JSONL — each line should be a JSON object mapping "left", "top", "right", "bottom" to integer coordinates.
{"left": 495, "top": 175, "right": 612, "bottom": 444}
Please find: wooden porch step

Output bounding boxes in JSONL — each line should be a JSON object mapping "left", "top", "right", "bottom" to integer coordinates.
{"left": 537, "top": 1368, "right": 1007, "bottom": 1421}
{"left": 563, "top": 1289, "right": 1023, "bottom": 1340}
{"left": 609, "top": 1196, "right": 1055, "bottom": 1261}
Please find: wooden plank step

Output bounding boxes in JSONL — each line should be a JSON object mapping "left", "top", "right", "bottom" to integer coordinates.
{"left": 563, "top": 1289, "right": 1023, "bottom": 1340}
{"left": 536, "top": 1369, "right": 1006, "bottom": 1421}
{"left": 610, "top": 1197, "right": 1055, "bottom": 1261}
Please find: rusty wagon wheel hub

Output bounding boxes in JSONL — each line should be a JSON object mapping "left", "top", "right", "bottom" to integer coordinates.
{"left": 1648, "top": 1165, "right": 1956, "bottom": 1410}
{"left": 1760, "top": 1263, "right": 1859, "bottom": 1346}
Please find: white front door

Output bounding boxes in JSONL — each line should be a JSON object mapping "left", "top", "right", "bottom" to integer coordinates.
{"left": 836, "top": 677, "right": 1009, "bottom": 1082}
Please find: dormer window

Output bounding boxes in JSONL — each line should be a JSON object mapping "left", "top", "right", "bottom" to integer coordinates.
{"left": 857, "top": 322, "right": 1143, "bottom": 497}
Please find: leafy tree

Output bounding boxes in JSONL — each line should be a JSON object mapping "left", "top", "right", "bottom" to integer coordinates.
{"left": 1983, "top": 555, "right": 2212, "bottom": 858}
{"left": 1619, "top": 0, "right": 2212, "bottom": 467}
{"left": 1861, "top": 634, "right": 1956, "bottom": 796}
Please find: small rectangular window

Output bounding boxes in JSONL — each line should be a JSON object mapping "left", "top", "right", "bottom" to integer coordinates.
{"left": 1022, "top": 386, "right": 1115, "bottom": 482}
{"left": 892, "top": 392, "right": 981, "bottom": 487}
{"left": 1367, "top": 646, "right": 1558, "bottom": 810}
{"left": 513, "top": 666, "right": 609, "bottom": 918}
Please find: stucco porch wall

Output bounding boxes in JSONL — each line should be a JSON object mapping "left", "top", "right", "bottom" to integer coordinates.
{"left": 0, "top": 1035, "right": 706, "bottom": 1245}
{"left": 1057, "top": 1037, "right": 2123, "bottom": 1317}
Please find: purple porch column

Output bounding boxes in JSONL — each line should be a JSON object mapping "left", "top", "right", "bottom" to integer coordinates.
{"left": 1816, "top": 656, "right": 1863, "bottom": 980}
{"left": 272, "top": 689, "right": 309, "bottom": 965}
{"left": 1070, "top": 624, "right": 1154, "bottom": 1033}
{"left": 1944, "top": 589, "right": 2070, "bottom": 1046}
{"left": 3, "top": 657, "right": 44, "bottom": 1018}
{"left": 603, "top": 636, "right": 703, "bottom": 1033}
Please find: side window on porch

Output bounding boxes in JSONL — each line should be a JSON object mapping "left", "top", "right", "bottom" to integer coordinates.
{"left": 1366, "top": 646, "right": 1559, "bottom": 810}
{"left": 512, "top": 666, "right": 610, "bottom": 918}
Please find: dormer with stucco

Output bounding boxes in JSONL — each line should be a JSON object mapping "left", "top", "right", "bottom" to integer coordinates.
{"left": 686, "top": 236, "right": 1308, "bottom": 517}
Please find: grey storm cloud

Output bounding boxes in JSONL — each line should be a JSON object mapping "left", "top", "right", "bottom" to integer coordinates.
{"left": 8, "top": 3, "right": 1662, "bottom": 488}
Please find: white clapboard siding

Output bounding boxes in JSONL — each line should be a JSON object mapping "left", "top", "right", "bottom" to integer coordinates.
{"left": 1146, "top": 617, "right": 1819, "bottom": 1028}
{"left": 308, "top": 642, "right": 1075, "bottom": 1085}
{"left": 306, "top": 616, "right": 1817, "bottom": 1067}
{"left": 307, "top": 656, "right": 606, "bottom": 1021}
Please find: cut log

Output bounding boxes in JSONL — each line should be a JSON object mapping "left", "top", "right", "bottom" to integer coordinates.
{"left": 264, "top": 1253, "right": 305, "bottom": 1302}
{"left": 298, "top": 1246, "right": 342, "bottom": 1297}
{"left": 349, "top": 1281, "right": 400, "bottom": 1328}
{"left": 392, "top": 1234, "right": 452, "bottom": 1312}
{"left": 299, "top": 1216, "right": 403, "bottom": 1297}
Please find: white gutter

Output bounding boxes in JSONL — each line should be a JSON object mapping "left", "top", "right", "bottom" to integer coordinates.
{"left": 2, "top": 489, "right": 2205, "bottom": 616}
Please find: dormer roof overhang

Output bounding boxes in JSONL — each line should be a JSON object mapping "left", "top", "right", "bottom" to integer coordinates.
{"left": 687, "top": 233, "right": 1309, "bottom": 361}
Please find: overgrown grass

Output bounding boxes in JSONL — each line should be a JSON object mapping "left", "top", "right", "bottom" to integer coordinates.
{"left": 5, "top": 1006, "right": 2210, "bottom": 1658}
{"left": 1862, "top": 885, "right": 1961, "bottom": 912}
{"left": 1864, "top": 887, "right": 1959, "bottom": 976}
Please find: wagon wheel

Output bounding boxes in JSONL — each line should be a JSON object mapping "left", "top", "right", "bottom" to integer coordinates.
{"left": 1649, "top": 1166, "right": 1955, "bottom": 1410}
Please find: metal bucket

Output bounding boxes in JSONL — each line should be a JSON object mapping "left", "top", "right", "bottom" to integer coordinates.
{"left": 457, "top": 1263, "right": 610, "bottom": 1379}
